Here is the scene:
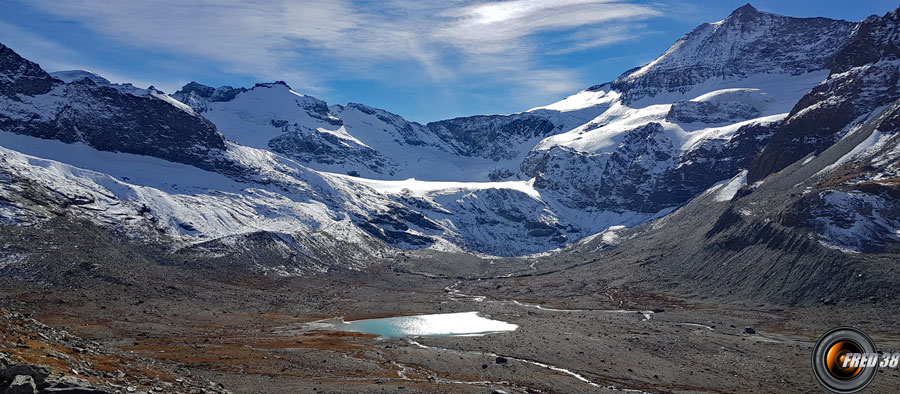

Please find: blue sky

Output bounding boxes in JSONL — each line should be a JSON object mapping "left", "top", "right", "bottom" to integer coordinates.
{"left": 1, "top": 1, "right": 897, "bottom": 122}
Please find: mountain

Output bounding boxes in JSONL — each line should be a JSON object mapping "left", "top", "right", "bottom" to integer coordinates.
{"left": 0, "top": 46, "right": 578, "bottom": 258}
{"left": 560, "top": 7, "right": 900, "bottom": 304}
{"left": 749, "top": 8, "right": 900, "bottom": 182}
{"left": 1, "top": 5, "right": 898, "bottom": 262}
{"left": 521, "top": 4, "right": 853, "bottom": 215}
{"left": 49, "top": 69, "right": 111, "bottom": 84}
{"left": 0, "top": 43, "right": 234, "bottom": 174}
{"left": 572, "top": 97, "right": 900, "bottom": 305}
{"left": 171, "top": 80, "right": 605, "bottom": 182}
{"left": 609, "top": 4, "right": 854, "bottom": 104}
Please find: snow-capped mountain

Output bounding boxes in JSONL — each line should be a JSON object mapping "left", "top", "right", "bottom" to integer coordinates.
{"left": 522, "top": 4, "right": 853, "bottom": 216}
{"left": 49, "top": 69, "right": 111, "bottom": 84}
{"left": 170, "top": 80, "right": 606, "bottom": 182}
{"left": 608, "top": 4, "right": 854, "bottom": 104}
{"left": 581, "top": 8, "right": 900, "bottom": 305}
{"left": 747, "top": 8, "right": 900, "bottom": 253}
{"left": 0, "top": 44, "right": 233, "bottom": 174}
{"left": 0, "top": 42, "right": 578, "bottom": 258}
{"left": 1, "top": 4, "right": 898, "bottom": 262}
{"left": 749, "top": 8, "right": 900, "bottom": 182}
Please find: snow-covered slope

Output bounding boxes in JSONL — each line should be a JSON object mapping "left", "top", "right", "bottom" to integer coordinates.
{"left": 0, "top": 127, "right": 583, "bottom": 257}
{"left": 49, "top": 69, "right": 111, "bottom": 84}
{"left": 520, "top": 4, "right": 854, "bottom": 218}
{"left": 171, "top": 80, "right": 610, "bottom": 182}
{"left": 749, "top": 8, "right": 900, "bottom": 182}
{"left": 0, "top": 44, "right": 591, "bottom": 257}
{"left": 608, "top": 4, "right": 854, "bottom": 105}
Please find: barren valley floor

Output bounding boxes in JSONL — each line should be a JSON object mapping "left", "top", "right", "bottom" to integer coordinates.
{"left": 2, "top": 249, "right": 898, "bottom": 394}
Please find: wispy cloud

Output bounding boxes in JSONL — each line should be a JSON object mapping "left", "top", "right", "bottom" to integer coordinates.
{"left": 436, "top": 0, "right": 659, "bottom": 54}
{"left": 17, "top": 0, "right": 661, "bottom": 104}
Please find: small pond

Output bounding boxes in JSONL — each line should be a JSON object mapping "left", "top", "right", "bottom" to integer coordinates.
{"left": 319, "top": 311, "right": 518, "bottom": 338}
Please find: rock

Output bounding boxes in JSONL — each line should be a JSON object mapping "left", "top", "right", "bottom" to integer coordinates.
{"left": 491, "top": 390, "right": 509, "bottom": 394}
{"left": 481, "top": 364, "right": 488, "bottom": 369}
{"left": 5, "top": 375, "right": 37, "bottom": 394}
{"left": 744, "top": 327, "right": 756, "bottom": 335}
{"left": 0, "top": 364, "right": 49, "bottom": 383}
{"left": 46, "top": 375, "right": 91, "bottom": 388}
{"left": 494, "top": 357, "right": 508, "bottom": 364}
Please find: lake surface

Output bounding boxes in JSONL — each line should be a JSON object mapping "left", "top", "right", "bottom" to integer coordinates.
{"left": 322, "top": 311, "right": 518, "bottom": 338}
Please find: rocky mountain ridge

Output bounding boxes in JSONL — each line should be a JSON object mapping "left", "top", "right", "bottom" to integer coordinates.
{"left": 0, "top": 4, "right": 898, "bottom": 260}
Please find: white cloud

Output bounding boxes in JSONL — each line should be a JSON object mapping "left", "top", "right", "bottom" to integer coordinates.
{"left": 18, "top": 0, "right": 661, "bottom": 104}
{"left": 436, "top": 0, "right": 660, "bottom": 54}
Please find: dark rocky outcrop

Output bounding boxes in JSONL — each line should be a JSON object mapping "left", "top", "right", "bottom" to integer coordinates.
{"left": 0, "top": 45, "right": 237, "bottom": 175}
{"left": 0, "top": 44, "right": 56, "bottom": 98}
{"left": 427, "top": 114, "right": 556, "bottom": 160}
{"left": 523, "top": 121, "right": 776, "bottom": 213}
{"left": 606, "top": 4, "right": 854, "bottom": 104}
{"left": 749, "top": 8, "right": 900, "bottom": 182}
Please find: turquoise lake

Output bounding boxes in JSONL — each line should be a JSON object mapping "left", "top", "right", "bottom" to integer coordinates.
{"left": 322, "top": 311, "right": 518, "bottom": 338}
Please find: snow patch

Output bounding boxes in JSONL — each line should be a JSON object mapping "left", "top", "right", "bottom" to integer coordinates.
{"left": 714, "top": 170, "right": 747, "bottom": 202}
{"left": 335, "top": 175, "right": 542, "bottom": 200}
{"left": 529, "top": 89, "right": 619, "bottom": 112}
{"left": 817, "top": 130, "right": 884, "bottom": 176}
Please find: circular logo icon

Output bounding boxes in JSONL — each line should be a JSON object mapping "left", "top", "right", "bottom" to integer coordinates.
{"left": 812, "top": 327, "right": 878, "bottom": 393}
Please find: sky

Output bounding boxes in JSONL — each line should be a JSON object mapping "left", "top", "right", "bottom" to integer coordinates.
{"left": 1, "top": 1, "right": 897, "bottom": 123}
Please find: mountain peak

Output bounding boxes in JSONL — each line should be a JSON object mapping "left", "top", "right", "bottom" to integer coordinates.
{"left": 0, "top": 43, "right": 56, "bottom": 97}
{"left": 609, "top": 4, "right": 853, "bottom": 104}
{"left": 725, "top": 3, "right": 763, "bottom": 23}
{"left": 253, "top": 81, "right": 292, "bottom": 90}
{"left": 50, "top": 69, "right": 111, "bottom": 85}
{"left": 176, "top": 81, "right": 216, "bottom": 97}
{"left": 173, "top": 82, "right": 246, "bottom": 105}
{"left": 732, "top": 3, "right": 758, "bottom": 14}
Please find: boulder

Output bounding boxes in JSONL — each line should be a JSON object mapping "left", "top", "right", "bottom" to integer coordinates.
{"left": 5, "top": 375, "right": 37, "bottom": 394}
{"left": 0, "top": 364, "right": 48, "bottom": 384}
{"left": 44, "top": 375, "right": 91, "bottom": 389}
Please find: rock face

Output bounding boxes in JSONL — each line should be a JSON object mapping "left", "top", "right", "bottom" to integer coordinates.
{"left": 800, "top": 100, "right": 900, "bottom": 253}
{"left": 606, "top": 4, "right": 854, "bottom": 104}
{"left": 426, "top": 114, "right": 556, "bottom": 160}
{"left": 0, "top": 44, "right": 55, "bottom": 98}
{"left": 521, "top": 4, "right": 858, "bottom": 217}
{"left": 0, "top": 44, "right": 232, "bottom": 174}
{"left": 666, "top": 99, "right": 760, "bottom": 124}
{"left": 604, "top": 97, "right": 900, "bottom": 306}
{"left": 749, "top": 8, "right": 900, "bottom": 182}
{"left": 172, "top": 81, "right": 448, "bottom": 178}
